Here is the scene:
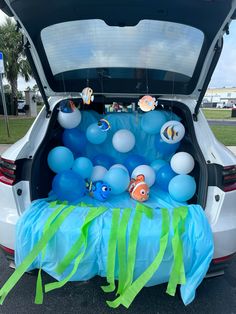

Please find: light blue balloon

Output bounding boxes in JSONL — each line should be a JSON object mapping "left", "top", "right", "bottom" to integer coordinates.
{"left": 52, "top": 170, "right": 86, "bottom": 202}
{"left": 141, "top": 111, "right": 167, "bottom": 135}
{"left": 86, "top": 123, "right": 107, "bottom": 144}
{"left": 104, "top": 168, "right": 130, "bottom": 195}
{"left": 151, "top": 159, "right": 168, "bottom": 175}
{"left": 168, "top": 175, "right": 196, "bottom": 202}
{"left": 72, "top": 157, "right": 93, "bottom": 179}
{"left": 47, "top": 146, "right": 74, "bottom": 173}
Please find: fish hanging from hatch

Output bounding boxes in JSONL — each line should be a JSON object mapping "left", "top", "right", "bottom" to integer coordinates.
{"left": 138, "top": 95, "right": 158, "bottom": 112}
{"left": 80, "top": 87, "right": 94, "bottom": 105}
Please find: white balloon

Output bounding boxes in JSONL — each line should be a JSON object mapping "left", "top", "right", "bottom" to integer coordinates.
{"left": 160, "top": 120, "right": 185, "bottom": 144}
{"left": 110, "top": 164, "right": 129, "bottom": 173}
{"left": 91, "top": 165, "right": 107, "bottom": 182}
{"left": 170, "top": 152, "right": 195, "bottom": 174}
{"left": 132, "top": 165, "right": 156, "bottom": 187}
{"left": 58, "top": 109, "right": 81, "bottom": 129}
{"left": 112, "top": 129, "right": 135, "bottom": 153}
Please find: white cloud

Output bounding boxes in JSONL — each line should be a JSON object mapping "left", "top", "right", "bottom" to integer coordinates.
{"left": 209, "top": 21, "right": 236, "bottom": 88}
{"left": 0, "top": 9, "right": 7, "bottom": 24}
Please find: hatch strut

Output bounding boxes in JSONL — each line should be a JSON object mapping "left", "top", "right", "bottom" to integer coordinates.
{"left": 24, "top": 39, "right": 51, "bottom": 117}
{"left": 193, "top": 38, "right": 223, "bottom": 121}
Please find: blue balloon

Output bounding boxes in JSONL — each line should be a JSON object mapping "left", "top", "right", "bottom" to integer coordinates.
{"left": 63, "top": 128, "right": 87, "bottom": 155}
{"left": 104, "top": 168, "right": 130, "bottom": 195}
{"left": 141, "top": 111, "right": 167, "bottom": 134}
{"left": 168, "top": 175, "right": 196, "bottom": 202}
{"left": 156, "top": 164, "right": 176, "bottom": 191}
{"left": 86, "top": 123, "right": 107, "bottom": 144}
{"left": 124, "top": 154, "right": 147, "bottom": 174}
{"left": 72, "top": 157, "right": 93, "bottom": 179}
{"left": 151, "top": 159, "right": 168, "bottom": 175}
{"left": 92, "top": 154, "right": 115, "bottom": 169}
{"left": 155, "top": 134, "right": 180, "bottom": 158}
{"left": 47, "top": 146, "right": 74, "bottom": 173}
{"left": 52, "top": 170, "right": 86, "bottom": 202}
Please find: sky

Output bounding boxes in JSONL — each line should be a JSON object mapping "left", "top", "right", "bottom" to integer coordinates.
{"left": 0, "top": 8, "right": 236, "bottom": 91}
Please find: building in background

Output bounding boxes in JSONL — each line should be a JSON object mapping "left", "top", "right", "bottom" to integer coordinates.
{"left": 203, "top": 87, "right": 236, "bottom": 108}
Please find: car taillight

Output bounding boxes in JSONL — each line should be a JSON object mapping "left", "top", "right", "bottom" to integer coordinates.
{"left": 222, "top": 165, "right": 236, "bottom": 192}
{"left": 212, "top": 253, "right": 235, "bottom": 264}
{"left": 0, "top": 244, "right": 15, "bottom": 256}
{"left": 0, "top": 157, "right": 17, "bottom": 186}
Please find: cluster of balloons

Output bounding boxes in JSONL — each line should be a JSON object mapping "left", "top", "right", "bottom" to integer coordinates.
{"left": 86, "top": 122, "right": 136, "bottom": 154}
{"left": 48, "top": 147, "right": 86, "bottom": 202}
{"left": 55, "top": 105, "right": 197, "bottom": 204}
{"left": 150, "top": 152, "right": 196, "bottom": 202}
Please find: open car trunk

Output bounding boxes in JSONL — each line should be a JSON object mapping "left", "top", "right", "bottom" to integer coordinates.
{"left": 29, "top": 100, "right": 208, "bottom": 208}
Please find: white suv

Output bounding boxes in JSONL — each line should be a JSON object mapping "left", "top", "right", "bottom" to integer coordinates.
{"left": 0, "top": 0, "right": 236, "bottom": 274}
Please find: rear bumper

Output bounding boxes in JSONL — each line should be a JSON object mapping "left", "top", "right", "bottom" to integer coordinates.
{"left": 0, "top": 205, "right": 19, "bottom": 250}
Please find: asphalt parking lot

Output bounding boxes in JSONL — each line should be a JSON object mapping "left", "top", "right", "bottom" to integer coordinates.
{"left": 0, "top": 251, "right": 235, "bottom": 314}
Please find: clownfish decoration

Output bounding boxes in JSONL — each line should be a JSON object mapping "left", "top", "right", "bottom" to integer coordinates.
{"left": 138, "top": 95, "right": 158, "bottom": 112}
{"left": 80, "top": 87, "right": 94, "bottom": 105}
{"left": 86, "top": 180, "right": 111, "bottom": 202}
{"left": 128, "top": 174, "right": 150, "bottom": 202}
{"left": 98, "top": 119, "right": 111, "bottom": 132}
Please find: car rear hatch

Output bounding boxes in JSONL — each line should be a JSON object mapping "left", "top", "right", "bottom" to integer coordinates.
{"left": 1, "top": 0, "right": 236, "bottom": 115}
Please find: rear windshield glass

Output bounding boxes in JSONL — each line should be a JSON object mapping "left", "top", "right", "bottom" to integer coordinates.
{"left": 41, "top": 19, "right": 204, "bottom": 78}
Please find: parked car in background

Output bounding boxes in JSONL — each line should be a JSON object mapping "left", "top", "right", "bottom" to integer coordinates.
{"left": 216, "top": 102, "right": 236, "bottom": 109}
{"left": 17, "top": 99, "right": 26, "bottom": 113}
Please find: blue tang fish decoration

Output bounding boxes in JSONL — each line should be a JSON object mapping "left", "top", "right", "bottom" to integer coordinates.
{"left": 86, "top": 180, "right": 112, "bottom": 202}
{"left": 98, "top": 119, "right": 111, "bottom": 132}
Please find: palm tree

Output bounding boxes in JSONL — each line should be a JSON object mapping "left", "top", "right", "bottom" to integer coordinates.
{"left": 0, "top": 17, "right": 32, "bottom": 114}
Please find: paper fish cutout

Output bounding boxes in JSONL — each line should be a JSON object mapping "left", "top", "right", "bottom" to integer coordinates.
{"left": 80, "top": 87, "right": 94, "bottom": 105}
{"left": 138, "top": 95, "right": 157, "bottom": 112}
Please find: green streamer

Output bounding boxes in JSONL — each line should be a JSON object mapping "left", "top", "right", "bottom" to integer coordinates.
{"left": 116, "top": 208, "right": 132, "bottom": 296}
{"left": 124, "top": 203, "right": 153, "bottom": 291}
{"left": 101, "top": 208, "right": 121, "bottom": 293}
{"left": 0, "top": 204, "right": 76, "bottom": 305}
{"left": 166, "top": 206, "right": 188, "bottom": 296}
{"left": 35, "top": 201, "right": 70, "bottom": 304}
{"left": 107, "top": 208, "right": 170, "bottom": 309}
{"left": 44, "top": 206, "right": 107, "bottom": 293}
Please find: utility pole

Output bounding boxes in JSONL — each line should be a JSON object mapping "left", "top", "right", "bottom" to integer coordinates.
{"left": 0, "top": 51, "right": 10, "bottom": 137}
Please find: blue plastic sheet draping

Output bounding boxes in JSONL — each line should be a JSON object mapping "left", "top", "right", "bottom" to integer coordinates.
{"left": 15, "top": 188, "right": 214, "bottom": 306}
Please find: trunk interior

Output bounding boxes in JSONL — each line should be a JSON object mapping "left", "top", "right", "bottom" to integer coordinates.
{"left": 29, "top": 99, "right": 208, "bottom": 208}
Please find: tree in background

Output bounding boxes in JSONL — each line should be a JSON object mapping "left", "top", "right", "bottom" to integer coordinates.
{"left": 0, "top": 17, "right": 32, "bottom": 114}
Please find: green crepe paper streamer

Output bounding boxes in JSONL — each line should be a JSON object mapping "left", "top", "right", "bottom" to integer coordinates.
{"left": 107, "top": 208, "right": 170, "bottom": 309}
{"left": 102, "top": 203, "right": 153, "bottom": 294}
{"left": 44, "top": 206, "right": 107, "bottom": 293}
{"left": 101, "top": 208, "right": 121, "bottom": 293}
{"left": 166, "top": 206, "right": 188, "bottom": 296}
{"left": 116, "top": 208, "right": 132, "bottom": 296}
{"left": 123, "top": 203, "right": 154, "bottom": 291}
{"left": 35, "top": 201, "right": 74, "bottom": 304}
{"left": 0, "top": 203, "right": 76, "bottom": 305}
